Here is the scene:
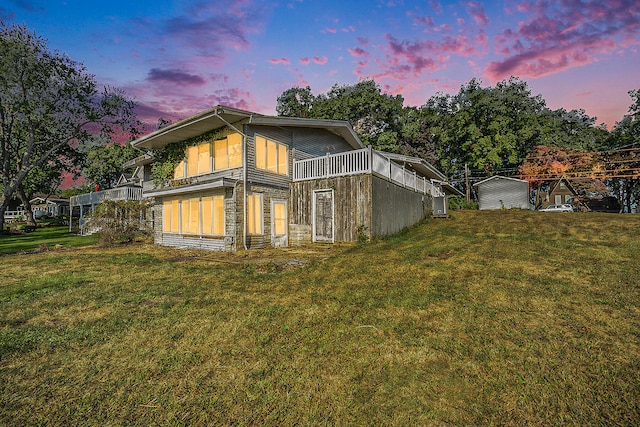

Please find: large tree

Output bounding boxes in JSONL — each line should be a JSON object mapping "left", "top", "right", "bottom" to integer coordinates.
{"left": 0, "top": 23, "right": 138, "bottom": 231}
{"left": 276, "top": 80, "right": 406, "bottom": 152}
{"left": 83, "top": 139, "right": 140, "bottom": 190}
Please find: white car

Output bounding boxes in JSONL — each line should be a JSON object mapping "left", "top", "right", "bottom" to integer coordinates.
{"left": 539, "top": 204, "right": 574, "bottom": 212}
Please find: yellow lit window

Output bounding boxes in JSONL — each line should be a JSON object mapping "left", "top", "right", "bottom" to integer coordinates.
{"left": 202, "top": 195, "right": 225, "bottom": 235}
{"left": 278, "top": 144, "right": 288, "bottom": 175}
{"left": 187, "top": 145, "right": 199, "bottom": 177}
{"left": 247, "top": 194, "right": 263, "bottom": 235}
{"left": 213, "top": 133, "right": 243, "bottom": 171}
{"left": 214, "top": 138, "right": 227, "bottom": 170}
{"left": 255, "top": 136, "right": 266, "bottom": 170}
{"left": 163, "top": 201, "right": 171, "bottom": 232}
{"left": 198, "top": 142, "right": 211, "bottom": 174}
{"left": 174, "top": 160, "right": 185, "bottom": 179}
{"left": 255, "top": 135, "right": 288, "bottom": 175}
{"left": 228, "top": 133, "right": 242, "bottom": 168}
{"left": 273, "top": 202, "right": 286, "bottom": 236}
{"left": 163, "top": 199, "right": 180, "bottom": 233}
{"left": 180, "top": 197, "right": 200, "bottom": 235}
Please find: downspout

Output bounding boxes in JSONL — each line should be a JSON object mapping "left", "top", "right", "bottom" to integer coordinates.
{"left": 212, "top": 109, "right": 250, "bottom": 250}
{"left": 243, "top": 131, "right": 248, "bottom": 250}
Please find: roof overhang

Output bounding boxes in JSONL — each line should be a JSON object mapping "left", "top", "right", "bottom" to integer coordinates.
{"left": 473, "top": 175, "right": 529, "bottom": 187}
{"left": 379, "top": 151, "right": 447, "bottom": 181}
{"left": 144, "top": 178, "right": 237, "bottom": 198}
{"left": 249, "top": 116, "right": 364, "bottom": 150}
{"left": 123, "top": 154, "right": 154, "bottom": 168}
{"left": 130, "top": 105, "right": 364, "bottom": 151}
{"left": 131, "top": 106, "right": 257, "bottom": 150}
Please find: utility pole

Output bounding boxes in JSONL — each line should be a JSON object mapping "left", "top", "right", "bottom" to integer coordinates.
{"left": 465, "top": 163, "right": 470, "bottom": 203}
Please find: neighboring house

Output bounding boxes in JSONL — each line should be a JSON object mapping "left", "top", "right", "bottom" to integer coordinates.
{"left": 69, "top": 174, "right": 144, "bottom": 234}
{"left": 29, "top": 196, "right": 70, "bottom": 218}
{"left": 536, "top": 177, "right": 580, "bottom": 210}
{"left": 473, "top": 176, "right": 530, "bottom": 210}
{"left": 125, "top": 105, "right": 459, "bottom": 251}
{"left": 2, "top": 197, "right": 25, "bottom": 222}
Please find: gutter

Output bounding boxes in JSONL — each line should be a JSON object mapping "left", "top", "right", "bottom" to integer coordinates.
{"left": 212, "top": 109, "right": 249, "bottom": 250}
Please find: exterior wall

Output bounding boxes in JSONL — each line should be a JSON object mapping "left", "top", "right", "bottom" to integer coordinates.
{"left": 371, "top": 175, "right": 432, "bottom": 236}
{"left": 290, "top": 174, "right": 372, "bottom": 244}
{"left": 476, "top": 178, "right": 530, "bottom": 210}
{"left": 154, "top": 186, "right": 238, "bottom": 252}
{"left": 290, "top": 174, "right": 432, "bottom": 243}
{"left": 243, "top": 182, "right": 290, "bottom": 250}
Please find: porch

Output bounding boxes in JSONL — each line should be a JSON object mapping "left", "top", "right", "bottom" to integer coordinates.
{"left": 69, "top": 186, "right": 143, "bottom": 235}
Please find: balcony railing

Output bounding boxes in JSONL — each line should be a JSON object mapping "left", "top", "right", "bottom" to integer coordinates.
{"left": 293, "top": 147, "right": 445, "bottom": 197}
{"left": 70, "top": 186, "right": 143, "bottom": 207}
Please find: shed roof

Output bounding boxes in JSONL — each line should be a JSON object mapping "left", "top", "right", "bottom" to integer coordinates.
{"left": 130, "top": 105, "right": 364, "bottom": 151}
{"left": 473, "top": 175, "right": 528, "bottom": 187}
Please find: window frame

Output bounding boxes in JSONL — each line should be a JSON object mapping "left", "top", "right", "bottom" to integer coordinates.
{"left": 162, "top": 195, "right": 225, "bottom": 237}
{"left": 271, "top": 199, "right": 288, "bottom": 237}
{"left": 247, "top": 193, "right": 264, "bottom": 236}
{"left": 255, "top": 135, "right": 289, "bottom": 176}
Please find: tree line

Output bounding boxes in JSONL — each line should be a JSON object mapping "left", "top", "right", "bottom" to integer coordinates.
{"left": 2, "top": 21, "right": 639, "bottom": 233}
{"left": 276, "top": 79, "right": 640, "bottom": 212}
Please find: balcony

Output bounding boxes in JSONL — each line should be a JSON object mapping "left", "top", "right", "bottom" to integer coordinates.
{"left": 70, "top": 186, "right": 143, "bottom": 207}
{"left": 293, "top": 147, "right": 445, "bottom": 197}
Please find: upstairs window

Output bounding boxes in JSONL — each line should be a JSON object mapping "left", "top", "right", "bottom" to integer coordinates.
{"left": 255, "top": 135, "right": 288, "bottom": 175}
{"left": 172, "top": 133, "right": 242, "bottom": 179}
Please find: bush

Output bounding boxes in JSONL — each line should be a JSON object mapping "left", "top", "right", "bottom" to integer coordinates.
{"left": 90, "top": 200, "right": 152, "bottom": 245}
{"left": 448, "top": 195, "right": 479, "bottom": 210}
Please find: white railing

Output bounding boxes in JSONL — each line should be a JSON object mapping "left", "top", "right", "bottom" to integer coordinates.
{"left": 70, "top": 186, "right": 143, "bottom": 207}
{"left": 294, "top": 148, "right": 445, "bottom": 197}
{"left": 4, "top": 210, "right": 26, "bottom": 221}
{"left": 293, "top": 148, "right": 371, "bottom": 180}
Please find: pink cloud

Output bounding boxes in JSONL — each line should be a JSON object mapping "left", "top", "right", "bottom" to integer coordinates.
{"left": 486, "top": 0, "right": 640, "bottom": 80}
{"left": 299, "top": 57, "right": 310, "bottom": 65}
{"left": 348, "top": 47, "right": 369, "bottom": 58}
{"left": 325, "top": 27, "right": 337, "bottom": 34}
{"left": 269, "top": 57, "right": 291, "bottom": 65}
{"left": 378, "top": 31, "right": 486, "bottom": 80}
{"left": 313, "top": 56, "right": 328, "bottom": 65}
{"left": 465, "top": 1, "right": 489, "bottom": 27}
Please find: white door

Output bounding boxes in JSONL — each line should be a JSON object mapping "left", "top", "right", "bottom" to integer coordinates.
{"left": 313, "top": 190, "right": 334, "bottom": 243}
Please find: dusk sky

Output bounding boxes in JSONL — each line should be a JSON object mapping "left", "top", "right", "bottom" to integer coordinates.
{"left": 2, "top": 0, "right": 640, "bottom": 129}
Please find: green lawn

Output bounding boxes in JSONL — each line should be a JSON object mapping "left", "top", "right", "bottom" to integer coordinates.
{"left": 0, "top": 210, "right": 639, "bottom": 425}
{"left": 0, "top": 226, "right": 98, "bottom": 255}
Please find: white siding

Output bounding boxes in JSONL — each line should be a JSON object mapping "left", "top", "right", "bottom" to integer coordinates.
{"left": 476, "top": 177, "right": 529, "bottom": 210}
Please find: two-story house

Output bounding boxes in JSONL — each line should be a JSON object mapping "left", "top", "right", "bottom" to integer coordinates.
{"left": 124, "top": 106, "right": 458, "bottom": 251}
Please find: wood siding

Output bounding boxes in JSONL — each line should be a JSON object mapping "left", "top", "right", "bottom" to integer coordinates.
{"left": 290, "top": 175, "right": 372, "bottom": 243}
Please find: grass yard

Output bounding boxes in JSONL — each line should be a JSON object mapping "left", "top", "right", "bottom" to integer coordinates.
{"left": 0, "top": 226, "right": 98, "bottom": 255}
{"left": 1, "top": 210, "right": 639, "bottom": 425}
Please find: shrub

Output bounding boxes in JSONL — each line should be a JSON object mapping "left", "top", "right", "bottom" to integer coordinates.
{"left": 90, "top": 199, "right": 152, "bottom": 246}
{"left": 448, "top": 195, "right": 479, "bottom": 210}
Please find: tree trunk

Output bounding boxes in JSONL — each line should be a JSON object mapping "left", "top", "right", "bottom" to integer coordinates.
{"left": 0, "top": 202, "right": 6, "bottom": 233}
{"left": 17, "top": 187, "right": 37, "bottom": 226}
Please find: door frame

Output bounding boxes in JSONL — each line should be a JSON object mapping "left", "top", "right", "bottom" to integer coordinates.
{"left": 312, "top": 189, "right": 335, "bottom": 243}
{"left": 270, "top": 199, "right": 288, "bottom": 247}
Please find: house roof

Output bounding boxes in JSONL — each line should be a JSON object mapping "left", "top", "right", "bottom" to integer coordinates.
{"left": 473, "top": 175, "right": 528, "bottom": 187}
{"left": 29, "top": 196, "right": 69, "bottom": 205}
{"left": 380, "top": 151, "right": 447, "bottom": 181}
{"left": 548, "top": 176, "right": 579, "bottom": 196}
{"left": 130, "top": 105, "right": 364, "bottom": 151}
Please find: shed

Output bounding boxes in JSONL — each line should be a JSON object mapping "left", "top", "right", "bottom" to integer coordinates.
{"left": 473, "top": 176, "right": 530, "bottom": 210}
